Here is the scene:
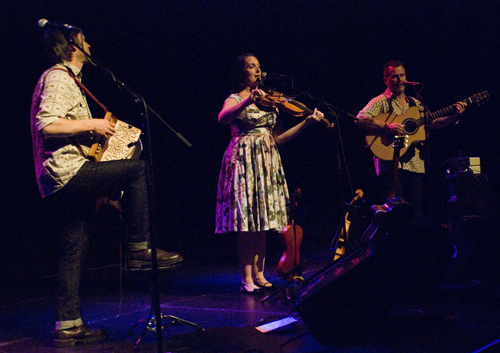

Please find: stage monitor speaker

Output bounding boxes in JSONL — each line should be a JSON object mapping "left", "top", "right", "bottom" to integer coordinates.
{"left": 295, "top": 241, "right": 404, "bottom": 346}
{"left": 449, "top": 173, "right": 493, "bottom": 219}
{"left": 295, "top": 221, "right": 452, "bottom": 346}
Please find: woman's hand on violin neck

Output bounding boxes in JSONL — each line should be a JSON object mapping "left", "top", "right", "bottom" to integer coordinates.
{"left": 304, "top": 108, "right": 325, "bottom": 126}
{"left": 249, "top": 89, "right": 267, "bottom": 103}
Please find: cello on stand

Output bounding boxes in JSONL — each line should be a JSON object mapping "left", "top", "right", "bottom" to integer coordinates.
{"left": 262, "top": 188, "right": 305, "bottom": 303}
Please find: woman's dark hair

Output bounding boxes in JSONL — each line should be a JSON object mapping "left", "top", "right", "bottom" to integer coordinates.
{"left": 43, "top": 29, "right": 82, "bottom": 63}
{"left": 230, "top": 53, "right": 258, "bottom": 93}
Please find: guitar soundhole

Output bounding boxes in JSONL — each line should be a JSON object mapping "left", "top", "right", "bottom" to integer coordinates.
{"left": 403, "top": 120, "right": 417, "bottom": 134}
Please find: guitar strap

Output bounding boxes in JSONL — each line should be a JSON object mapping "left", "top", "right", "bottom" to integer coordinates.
{"left": 408, "top": 96, "right": 418, "bottom": 107}
{"left": 46, "top": 67, "right": 109, "bottom": 157}
{"left": 51, "top": 67, "right": 109, "bottom": 113}
{"left": 387, "top": 97, "right": 394, "bottom": 115}
{"left": 386, "top": 95, "right": 417, "bottom": 115}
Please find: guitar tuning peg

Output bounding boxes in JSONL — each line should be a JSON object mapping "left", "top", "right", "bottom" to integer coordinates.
{"left": 471, "top": 90, "right": 490, "bottom": 106}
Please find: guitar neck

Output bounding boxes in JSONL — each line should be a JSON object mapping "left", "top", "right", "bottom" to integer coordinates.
{"left": 427, "top": 103, "right": 457, "bottom": 122}
{"left": 427, "top": 94, "right": 481, "bottom": 122}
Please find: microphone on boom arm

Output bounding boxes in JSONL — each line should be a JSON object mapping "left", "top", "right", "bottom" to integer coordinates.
{"left": 37, "top": 19, "right": 94, "bottom": 65}
{"left": 261, "top": 72, "right": 289, "bottom": 80}
{"left": 403, "top": 81, "right": 423, "bottom": 86}
{"left": 37, "top": 19, "right": 81, "bottom": 33}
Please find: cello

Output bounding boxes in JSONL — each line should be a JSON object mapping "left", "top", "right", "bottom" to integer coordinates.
{"left": 277, "top": 188, "right": 304, "bottom": 281}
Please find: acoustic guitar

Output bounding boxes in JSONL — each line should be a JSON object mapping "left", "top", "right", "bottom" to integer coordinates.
{"left": 366, "top": 91, "right": 489, "bottom": 161}
{"left": 333, "top": 189, "right": 363, "bottom": 261}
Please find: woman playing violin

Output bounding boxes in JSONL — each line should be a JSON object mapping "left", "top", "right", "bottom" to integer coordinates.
{"left": 215, "top": 53, "right": 325, "bottom": 294}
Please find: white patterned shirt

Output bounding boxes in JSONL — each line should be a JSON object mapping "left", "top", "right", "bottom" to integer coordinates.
{"left": 357, "top": 88, "right": 425, "bottom": 175}
{"left": 31, "top": 61, "right": 93, "bottom": 198}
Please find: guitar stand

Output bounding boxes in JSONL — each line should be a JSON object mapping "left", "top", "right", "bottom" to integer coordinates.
{"left": 329, "top": 191, "right": 363, "bottom": 259}
{"left": 329, "top": 213, "right": 348, "bottom": 251}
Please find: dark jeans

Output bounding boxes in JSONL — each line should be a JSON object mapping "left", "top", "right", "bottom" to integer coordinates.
{"left": 49, "top": 159, "right": 150, "bottom": 329}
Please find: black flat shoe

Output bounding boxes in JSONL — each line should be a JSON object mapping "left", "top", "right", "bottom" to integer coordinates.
{"left": 254, "top": 281, "right": 275, "bottom": 290}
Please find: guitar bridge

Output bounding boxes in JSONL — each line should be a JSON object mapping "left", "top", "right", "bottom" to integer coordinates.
{"left": 391, "top": 134, "right": 409, "bottom": 149}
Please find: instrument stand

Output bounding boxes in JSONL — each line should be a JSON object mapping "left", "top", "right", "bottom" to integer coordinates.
{"left": 329, "top": 202, "right": 356, "bottom": 255}
{"left": 329, "top": 188, "right": 363, "bottom": 258}
{"left": 261, "top": 266, "right": 305, "bottom": 305}
{"left": 68, "top": 34, "right": 196, "bottom": 353}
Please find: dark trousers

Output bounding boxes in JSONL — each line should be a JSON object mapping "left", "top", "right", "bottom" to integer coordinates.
{"left": 49, "top": 159, "right": 150, "bottom": 328}
{"left": 378, "top": 169, "right": 424, "bottom": 216}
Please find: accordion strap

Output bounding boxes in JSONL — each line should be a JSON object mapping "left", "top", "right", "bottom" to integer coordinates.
{"left": 46, "top": 67, "right": 109, "bottom": 157}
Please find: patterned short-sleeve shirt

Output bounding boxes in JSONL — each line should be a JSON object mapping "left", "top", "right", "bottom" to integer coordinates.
{"left": 30, "top": 61, "right": 92, "bottom": 198}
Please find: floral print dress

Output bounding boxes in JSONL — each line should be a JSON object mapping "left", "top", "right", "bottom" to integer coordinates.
{"left": 215, "top": 94, "right": 289, "bottom": 233}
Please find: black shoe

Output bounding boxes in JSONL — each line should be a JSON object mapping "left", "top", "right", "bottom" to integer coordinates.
{"left": 127, "top": 249, "right": 183, "bottom": 269}
{"left": 254, "top": 281, "right": 275, "bottom": 290}
{"left": 54, "top": 325, "right": 107, "bottom": 347}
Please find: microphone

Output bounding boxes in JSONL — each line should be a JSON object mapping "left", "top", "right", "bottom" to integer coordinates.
{"left": 261, "top": 72, "right": 288, "bottom": 80}
{"left": 403, "top": 81, "right": 422, "bottom": 86}
{"left": 37, "top": 19, "right": 79, "bottom": 32}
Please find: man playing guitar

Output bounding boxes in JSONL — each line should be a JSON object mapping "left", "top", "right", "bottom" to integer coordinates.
{"left": 355, "top": 60, "right": 467, "bottom": 215}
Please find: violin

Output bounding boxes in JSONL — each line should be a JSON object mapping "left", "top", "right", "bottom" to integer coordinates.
{"left": 277, "top": 188, "right": 304, "bottom": 281}
{"left": 257, "top": 90, "right": 334, "bottom": 129}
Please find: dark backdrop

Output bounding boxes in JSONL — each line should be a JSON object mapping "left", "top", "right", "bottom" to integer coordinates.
{"left": 1, "top": 0, "right": 499, "bottom": 282}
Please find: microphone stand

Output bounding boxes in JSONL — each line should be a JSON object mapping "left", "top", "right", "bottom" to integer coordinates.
{"left": 68, "top": 35, "right": 194, "bottom": 353}
{"left": 411, "top": 87, "right": 433, "bottom": 219}
{"left": 309, "top": 97, "right": 364, "bottom": 254}
{"left": 322, "top": 102, "right": 358, "bottom": 254}
{"left": 67, "top": 34, "right": 192, "bottom": 149}
{"left": 297, "top": 92, "right": 358, "bottom": 254}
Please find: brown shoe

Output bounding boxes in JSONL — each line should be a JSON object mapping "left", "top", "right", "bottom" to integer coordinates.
{"left": 127, "top": 249, "right": 183, "bottom": 269}
{"left": 54, "top": 325, "right": 107, "bottom": 347}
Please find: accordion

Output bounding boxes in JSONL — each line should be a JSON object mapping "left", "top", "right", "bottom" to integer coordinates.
{"left": 88, "top": 112, "right": 142, "bottom": 162}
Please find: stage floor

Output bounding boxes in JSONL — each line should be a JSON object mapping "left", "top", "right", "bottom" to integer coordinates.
{"left": 1, "top": 238, "right": 499, "bottom": 353}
